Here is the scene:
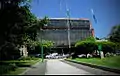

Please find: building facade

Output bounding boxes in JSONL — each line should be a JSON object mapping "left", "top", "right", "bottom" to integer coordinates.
{"left": 37, "top": 18, "right": 94, "bottom": 47}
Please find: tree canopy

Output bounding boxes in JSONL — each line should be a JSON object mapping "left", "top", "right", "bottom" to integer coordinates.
{"left": 108, "top": 24, "right": 120, "bottom": 43}
{"left": 0, "top": 0, "right": 49, "bottom": 60}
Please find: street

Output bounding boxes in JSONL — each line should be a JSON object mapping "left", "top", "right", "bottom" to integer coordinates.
{"left": 45, "top": 59, "right": 119, "bottom": 75}
{"left": 45, "top": 59, "right": 93, "bottom": 75}
{"left": 22, "top": 59, "right": 120, "bottom": 75}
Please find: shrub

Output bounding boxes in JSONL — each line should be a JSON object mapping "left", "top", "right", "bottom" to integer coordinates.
{"left": 0, "top": 63, "right": 17, "bottom": 74}
{"left": 105, "top": 52, "right": 117, "bottom": 57}
{"left": 75, "top": 40, "right": 116, "bottom": 55}
{"left": 75, "top": 41, "right": 97, "bottom": 54}
{"left": 0, "top": 43, "right": 20, "bottom": 60}
{"left": 96, "top": 41, "right": 116, "bottom": 53}
{"left": 18, "top": 56, "right": 37, "bottom": 60}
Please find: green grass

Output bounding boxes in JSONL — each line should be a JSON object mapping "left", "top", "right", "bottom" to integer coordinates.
{"left": 69, "top": 56, "right": 120, "bottom": 69}
{"left": 0, "top": 58, "right": 41, "bottom": 75}
{"left": 1, "top": 58, "right": 41, "bottom": 65}
{"left": 4, "top": 68, "right": 26, "bottom": 75}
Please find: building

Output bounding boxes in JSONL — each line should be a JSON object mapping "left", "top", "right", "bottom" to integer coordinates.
{"left": 37, "top": 18, "right": 94, "bottom": 48}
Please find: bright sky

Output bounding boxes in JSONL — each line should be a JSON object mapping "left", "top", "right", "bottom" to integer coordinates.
{"left": 30, "top": 0, "right": 120, "bottom": 38}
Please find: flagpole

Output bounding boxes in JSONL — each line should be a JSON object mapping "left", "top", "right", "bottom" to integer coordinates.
{"left": 65, "top": 0, "right": 71, "bottom": 54}
{"left": 60, "top": 0, "right": 71, "bottom": 54}
{"left": 67, "top": 9, "right": 71, "bottom": 50}
{"left": 91, "top": 8, "right": 96, "bottom": 38}
{"left": 91, "top": 8, "right": 104, "bottom": 59}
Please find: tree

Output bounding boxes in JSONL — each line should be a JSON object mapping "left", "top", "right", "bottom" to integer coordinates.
{"left": 96, "top": 41, "right": 116, "bottom": 53}
{"left": 0, "top": 0, "right": 49, "bottom": 59}
{"left": 95, "top": 37, "right": 100, "bottom": 40}
{"left": 73, "top": 37, "right": 96, "bottom": 58}
{"left": 28, "top": 40, "right": 54, "bottom": 55}
{"left": 0, "top": 0, "right": 32, "bottom": 45}
{"left": 26, "top": 16, "right": 49, "bottom": 41}
{"left": 108, "top": 24, "right": 120, "bottom": 51}
{"left": 84, "top": 36, "right": 96, "bottom": 42}
{"left": 108, "top": 24, "right": 120, "bottom": 43}
{"left": 0, "top": 0, "right": 33, "bottom": 59}
{"left": 75, "top": 41, "right": 97, "bottom": 54}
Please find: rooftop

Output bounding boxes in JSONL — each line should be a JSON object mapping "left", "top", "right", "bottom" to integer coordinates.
{"left": 49, "top": 18, "right": 89, "bottom": 20}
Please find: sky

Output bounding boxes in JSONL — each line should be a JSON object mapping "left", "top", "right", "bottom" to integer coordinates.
{"left": 30, "top": 0, "right": 120, "bottom": 38}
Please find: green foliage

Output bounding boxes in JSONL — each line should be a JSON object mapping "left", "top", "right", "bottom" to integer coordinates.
{"left": 0, "top": 42, "right": 20, "bottom": 60}
{"left": 42, "top": 40, "right": 54, "bottom": 48}
{"left": 105, "top": 52, "right": 116, "bottom": 57}
{"left": 0, "top": 57, "right": 40, "bottom": 75}
{"left": 71, "top": 56, "right": 120, "bottom": 69}
{"left": 0, "top": 0, "right": 49, "bottom": 60}
{"left": 96, "top": 41, "right": 116, "bottom": 53}
{"left": 75, "top": 36, "right": 96, "bottom": 54}
{"left": 0, "top": 0, "right": 48, "bottom": 46}
{"left": 75, "top": 41, "right": 97, "bottom": 54}
{"left": 109, "top": 24, "right": 120, "bottom": 43}
{"left": 115, "top": 43, "right": 120, "bottom": 50}
{"left": 18, "top": 56, "right": 38, "bottom": 60}
{"left": 75, "top": 38, "right": 116, "bottom": 54}
{"left": 84, "top": 36, "right": 96, "bottom": 42}
{"left": 95, "top": 37, "right": 100, "bottom": 40}
{"left": 76, "top": 36, "right": 95, "bottom": 44}
{"left": 0, "top": 0, "right": 34, "bottom": 45}
{"left": 39, "top": 16, "right": 49, "bottom": 28}
{"left": 0, "top": 64, "right": 17, "bottom": 74}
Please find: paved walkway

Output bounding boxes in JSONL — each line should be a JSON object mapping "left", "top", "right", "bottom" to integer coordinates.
{"left": 21, "top": 60, "right": 46, "bottom": 75}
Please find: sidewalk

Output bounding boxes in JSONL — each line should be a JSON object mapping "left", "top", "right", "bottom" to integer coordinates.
{"left": 19, "top": 60, "right": 46, "bottom": 75}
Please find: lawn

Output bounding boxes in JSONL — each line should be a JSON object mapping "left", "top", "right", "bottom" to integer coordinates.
{"left": 0, "top": 57, "right": 41, "bottom": 75}
{"left": 4, "top": 68, "right": 26, "bottom": 75}
{"left": 2, "top": 59, "right": 41, "bottom": 66}
{"left": 68, "top": 56, "right": 120, "bottom": 69}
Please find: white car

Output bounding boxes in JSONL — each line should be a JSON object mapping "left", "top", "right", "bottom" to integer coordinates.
{"left": 45, "top": 55, "right": 56, "bottom": 59}
{"left": 45, "top": 55, "right": 49, "bottom": 58}
{"left": 78, "top": 54, "right": 86, "bottom": 58}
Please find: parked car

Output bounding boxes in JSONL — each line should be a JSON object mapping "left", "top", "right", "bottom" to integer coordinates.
{"left": 45, "top": 54, "right": 56, "bottom": 59}
{"left": 116, "top": 50, "right": 120, "bottom": 55}
{"left": 45, "top": 55, "right": 50, "bottom": 59}
{"left": 35, "top": 54, "right": 41, "bottom": 57}
{"left": 78, "top": 54, "right": 86, "bottom": 58}
{"left": 87, "top": 53, "right": 93, "bottom": 58}
{"left": 30, "top": 54, "right": 41, "bottom": 57}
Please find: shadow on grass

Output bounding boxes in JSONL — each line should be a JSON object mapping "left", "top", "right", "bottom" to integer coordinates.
{"left": 0, "top": 61, "right": 36, "bottom": 68}
{"left": 16, "top": 62, "right": 31, "bottom": 67}
{"left": 0, "top": 59, "right": 41, "bottom": 75}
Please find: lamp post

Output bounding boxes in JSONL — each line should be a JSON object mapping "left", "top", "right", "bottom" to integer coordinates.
{"left": 97, "top": 40, "right": 104, "bottom": 59}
